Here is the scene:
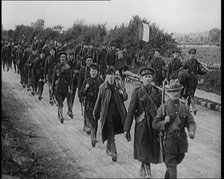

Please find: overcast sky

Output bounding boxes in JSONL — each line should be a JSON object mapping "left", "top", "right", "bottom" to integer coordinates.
{"left": 2, "top": 0, "right": 221, "bottom": 34}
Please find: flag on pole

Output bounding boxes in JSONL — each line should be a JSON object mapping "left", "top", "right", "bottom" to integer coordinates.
{"left": 138, "top": 22, "right": 150, "bottom": 42}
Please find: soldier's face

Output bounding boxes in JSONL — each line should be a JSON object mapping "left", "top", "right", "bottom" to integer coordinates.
{"left": 40, "top": 53, "right": 45, "bottom": 59}
{"left": 68, "top": 54, "right": 74, "bottom": 61}
{"left": 106, "top": 73, "right": 115, "bottom": 84}
{"left": 60, "top": 54, "right": 66, "bottom": 64}
{"left": 169, "top": 91, "right": 180, "bottom": 99}
{"left": 190, "top": 53, "right": 196, "bottom": 58}
{"left": 90, "top": 69, "right": 98, "bottom": 78}
{"left": 154, "top": 51, "right": 160, "bottom": 58}
{"left": 173, "top": 52, "right": 178, "bottom": 58}
{"left": 86, "top": 58, "right": 93, "bottom": 66}
{"left": 142, "top": 74, "right": 153, "bottom": 86}
{"left": 50, "top": 49, "right": 56, "bottom": 56}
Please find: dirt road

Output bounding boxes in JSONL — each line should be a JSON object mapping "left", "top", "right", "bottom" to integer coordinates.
{"left": 2, "top": 70, "right": 221, "bottom": 178}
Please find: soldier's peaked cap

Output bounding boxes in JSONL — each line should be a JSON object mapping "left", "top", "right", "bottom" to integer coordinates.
{"left": 154, "top": 48, "right": 161, "bottom": 53}
{"left": 165, "top": 79, "right": 183, "bottom": 92}
{"left": 90, "top": 63, "right": 98, "bottom": 70}
{"left": 139, "top": 67, "right": 155, "bottom": 76}
{"left": 66, "top": 49, "right": 74, "bottom": 54}
{"left": 39, "top": 49, "right": 46, "bottom": 54}
{"left": 106, "top": 66, "right": 115, "bottom": 75}
{"left": 189, "top": 48, "right": 196, "bottom": 54}
{"left": 172, "top": 48, "right": 180, "bottom": 54}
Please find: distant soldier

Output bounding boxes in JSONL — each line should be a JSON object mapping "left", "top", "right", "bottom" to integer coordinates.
{"left": 77, "top": 43, "right": 89, "bottom": 66}
{"left": 152, "top": 79, "right": 196, "bottom": 179}
{"left": 78, "top": 56, "right": 93, "bottom": 133}
{"left": 80, "top": 63, "right": 103, "bottom": 147}
{"left": 66, "top": 49, "right": 81, "bottom": 118}
{"left": 105, "top": 42, "right": 117, "bottom": 69}
{"left": 93, "top": 66, "right": 128, "bottom": 162}
{"left": 1, "top": 44, "right": 8, "bottom": 71}
{"left": 20, "top": 45, "right": 30, "bottom": 88}
{"left": 33, "top": 49, "right": 47, "bottom": 100}
{"left": 11, "top": 43, "right": 17, "bottom": 73}
{"left": 97, "top": 43, "right": 108, "bottom": 79}
{"left": 52, "top": 52, "right": 73, "bottom": 124}
{"left": 86, "top": 42, "right": 97, "bottom": 63}
{"left": 44, "top": 47, "right": 58, "bottom": 105}
{"left": 16, "top": 43, "right": 24, "bottom": 75}
{"left": 180, "top": 48, "right": 207, "bottom": 115}
{"left": 115, "top": 46, "right": 128, "bottom": 81}
{"left": 149, "top": 49, "right": 166, "bottom": 87}
{"left": 124, "top": 67, "right": 162, "bottom": 178}
{"left": 166, "top": 48, "right": 182, "bottom": 82}
{"left": 26, "top": 47, "right": 39, "bottom": 94}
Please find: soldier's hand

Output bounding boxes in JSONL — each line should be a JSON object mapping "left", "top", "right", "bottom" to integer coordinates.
{"left": 165, "top": 115, "right": 170, "bottom": 124}
{"left": 189, "top": 131, "right": 195, "bottom": 139}
{"left": 85, "top": 83, "right": 89, "bottom": 90}
{"left": 124, "top": 131, "right": 131, "bottom": 142}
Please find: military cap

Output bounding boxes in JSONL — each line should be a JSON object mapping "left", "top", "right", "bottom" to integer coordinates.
{"left": 110, "top": 41, "right": 117, "bottom": 47}
{"left": 90, "top": 63, "right": 98, "bottom": 70}
{"left": 105, "top": 66, "right": 115, "bottom": 75}
{"left": 50, "top": 46, "right": 56, "bottom": 51}
{"left": 139, "top": 67, "right": 155, "bottom": 76}
{"left": 189, "top": 48, "right": 197, "bottom": 54}
{"left": 66, "top": 49, "right": 74, "bottom": 55}
{"left": 59, "top": 51, "right": 67, "bottom": 57}
{"left": 39, "top": 49, "right": 46, "bottom": 54}
{"left": 154, "top": 48, "right": 161, "bottom": 53}
{"left": 85, "top": 55, "right": 93, "bottom": 61}
{"left": 25, "top": 45, "right": 30, "bottom": 49}
{"left": 172, "top": 48, "right": 180, "bottom": 54}
{"left": 165, "top": 79, "right": 183, "bottom": 92}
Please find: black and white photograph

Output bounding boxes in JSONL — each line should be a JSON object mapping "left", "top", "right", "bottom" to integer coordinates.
{"left": 2, "top": 0, "right": 221, "bottom": 178}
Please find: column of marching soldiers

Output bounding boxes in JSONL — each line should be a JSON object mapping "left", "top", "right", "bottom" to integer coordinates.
{"left": 2, "top": 38, "right": 207, "bottom": 179}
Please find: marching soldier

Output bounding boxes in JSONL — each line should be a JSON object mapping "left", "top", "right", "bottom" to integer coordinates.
{"left": 166, "top": 48, "right": 183, "bottom": 82}
{"left": 105, "top": 41, "right": 117, "bottom": 69}
{"left": 149, "top": 49, "right": 166, "bottom": 87}
{"left": 93, "top": 66, "right": 128, "bottom": 162}
{"left": 16, "top": 43, "right": 24, "bottom": 75}
{"left": 20, "top": 45, "right": 30, "bottom": 88}
{"left": 97, "top": 43, "right": 108, "bottom": 79}
{"left": 77, "top": 43, "right": 89, "bottom": 66}
{"left": 26, "top": 47, "right": 39, "bottom": 94}
{"left": 78, "top": 55, "right": 93, "bottom": 134}
{"left": 33, "top": 49, "right": 47, "bottom": 100}
{"left": 152, "top": 79, "right": 196, "bottom": 179}
{"left": 44, "top": 47, "right": 58, "bottom": 105}
{"left": 66, "top": 49, "right": 81, "bottom": 119}
{"left": 52, "top": 52, "right": 73, "bottom": 124}
{"left": 80, "top": 63, "right": 103, "bottom": 147}
{"left": 124, "top": 67, "right": 162, "bottom": 178}
{"left": 181, "top": 48, "right": 207, "bottom": 114}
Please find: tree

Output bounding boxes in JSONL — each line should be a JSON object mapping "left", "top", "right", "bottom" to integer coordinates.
{"left": 209, "top": 28, "right": 221, "bottom": 43}
{"left": 31, "top": 19, "right": 44, "bottom": 30}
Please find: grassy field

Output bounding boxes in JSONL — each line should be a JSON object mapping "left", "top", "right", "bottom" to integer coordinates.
{"left": 178, "top": 45, "right": 221, "bottom": 65}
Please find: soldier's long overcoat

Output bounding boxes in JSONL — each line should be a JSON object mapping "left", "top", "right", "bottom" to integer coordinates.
{"left": 124, "top": 84, "right": 162, "bottom": 164}
{"left": 93, "top": 82, "right": 128, "bottom": 143}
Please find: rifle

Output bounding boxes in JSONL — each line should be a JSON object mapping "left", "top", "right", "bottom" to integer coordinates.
{"left": 158, "top": 79, "right": 168, "bottom": 163}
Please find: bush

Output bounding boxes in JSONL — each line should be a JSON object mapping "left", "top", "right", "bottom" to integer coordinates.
{"left": 198, "top": 69, "right": 221, "bottom": 95}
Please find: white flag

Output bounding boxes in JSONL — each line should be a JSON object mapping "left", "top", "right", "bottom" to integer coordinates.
{"left": 142, "top": 23, "right": 149, "bottom": 42}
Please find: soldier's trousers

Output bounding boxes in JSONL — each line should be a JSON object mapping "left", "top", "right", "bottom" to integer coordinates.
{"left": 37, "top": 81, "right": 44, "bottom": 97}
{"left": 104, "top": 106, "right": 118, "bottom": 157}
{"left": 85, "top": 108, "right": 98, "bottom": 141}
{"left": 47, "top": 82, "right": 54, "bottom": 102}
{"left": 164, "top": 152, "right": 185, "bottom": 179}
{"left": 67, "top": 88, "right": 77, "bottom": 113}
{"left": 55, "top": 92, "right": 67, "bottom": 120}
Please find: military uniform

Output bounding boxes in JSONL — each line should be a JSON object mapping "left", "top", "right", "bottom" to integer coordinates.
{"left": 124, "top": 67, "right": 162, "bottom": 178}
{"left": 52, "top": 55, "right": 73, "bottom": 123}
{"left": 152, "top": 79, "right": 196, "bottom": 179}
{"left": 97, "top": 46, "right": 108, "bottom": 79}
{"left": 105, "top": 45, "right": 117, "bottom": 68}
{"left": 20, "top": 48, "right": 30, "bottom": 88}
{"left": 93, "top": 66, "right": 128, "bottom": 162}
{"left": 33, "top": 49, "right": 46, "bottom": 100}
{"left": 44, "top": 48, "right": 58, "bottom": 104}
{"left": 66, "top": 50, "right": 81, "bottom": 118}
{"left": 166, "top": 58, "right": 182, "bottom": 81}
{"left": 149, "top": 56, "right": 166, "bottom": 87}
{"left": 80, "top": 64, "right": 103, "bottom": 147}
